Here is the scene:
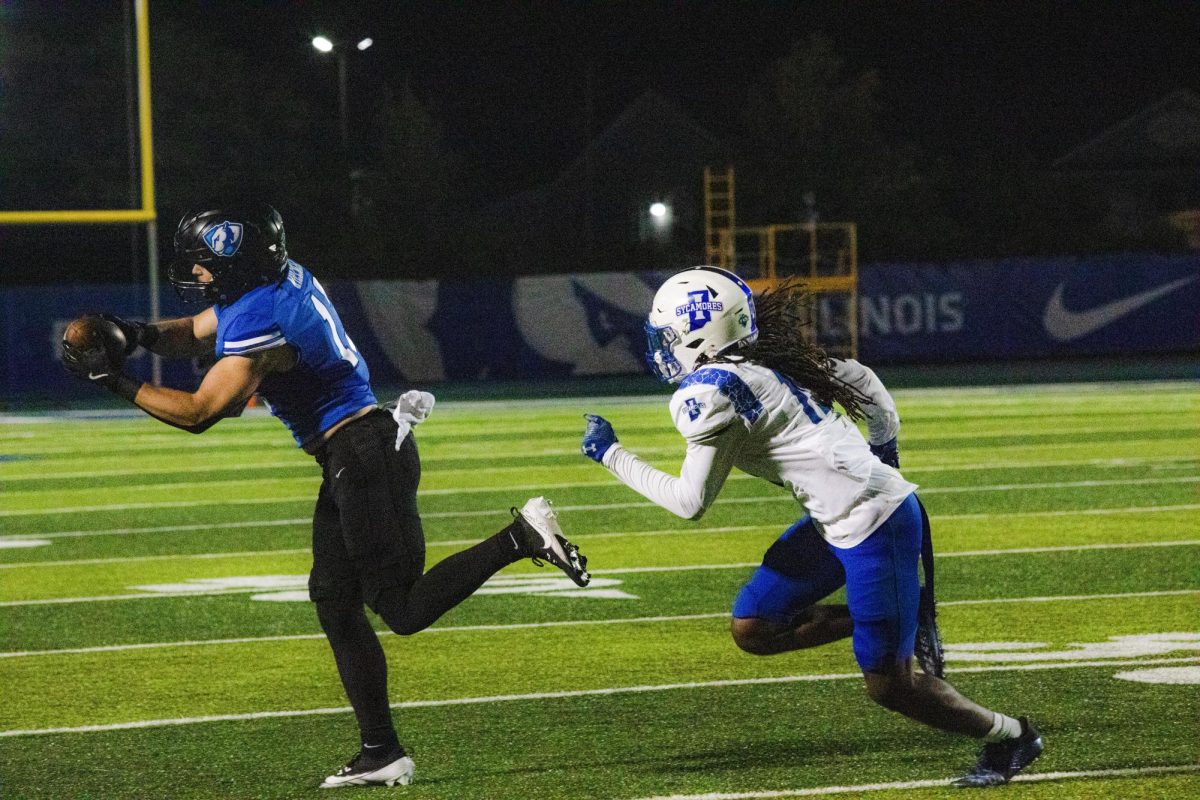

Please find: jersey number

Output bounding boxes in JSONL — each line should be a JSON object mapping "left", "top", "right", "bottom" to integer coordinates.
{"left": 773, "top": 370, "right": 830, "bottom": 424}
{"left": 310, "top": 292, "right": 360, "bottom": 368}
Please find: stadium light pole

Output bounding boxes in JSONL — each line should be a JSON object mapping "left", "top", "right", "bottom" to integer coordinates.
{"left": 312, "top": 35, "right": 373, "bottom": 152}
{"left": 313, "top": 36, "right": 373, "bottom": 216}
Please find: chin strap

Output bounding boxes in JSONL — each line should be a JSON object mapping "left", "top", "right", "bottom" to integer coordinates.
{"left": 389, "top": 390, "right": 436, "bottom": 450}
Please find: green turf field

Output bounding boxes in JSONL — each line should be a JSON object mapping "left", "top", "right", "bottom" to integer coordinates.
{"left": 1, "top": 381, "right": 1198, "bottom": 799}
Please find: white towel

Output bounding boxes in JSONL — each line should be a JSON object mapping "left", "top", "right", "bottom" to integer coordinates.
{"left": 391, "top": 390, "right": 436, "bottom": 450}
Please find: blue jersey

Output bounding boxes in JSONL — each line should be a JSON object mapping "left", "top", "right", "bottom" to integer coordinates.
{"left": 214, "top": 262, "right": 377, "bottom": 447}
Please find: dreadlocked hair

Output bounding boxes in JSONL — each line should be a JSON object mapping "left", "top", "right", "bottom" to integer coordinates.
{"left": 714, "top": 279, "right": 871, "bottom": 421}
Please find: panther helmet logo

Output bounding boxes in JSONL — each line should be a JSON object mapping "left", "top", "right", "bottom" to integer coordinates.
{"left": 202, "top": 221, "right": 244, "bottom": 258}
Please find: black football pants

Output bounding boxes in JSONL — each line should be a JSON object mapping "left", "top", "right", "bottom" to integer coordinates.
{"left": 308, "top": 408, "right": 523, "bottom": 746}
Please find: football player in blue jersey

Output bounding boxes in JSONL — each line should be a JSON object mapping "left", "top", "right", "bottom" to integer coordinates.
{"left": 61, "top": 203, "right": 591, "bottom": 789}
{"left": 579, "top": 267, "right": 1043, "bottom": 788}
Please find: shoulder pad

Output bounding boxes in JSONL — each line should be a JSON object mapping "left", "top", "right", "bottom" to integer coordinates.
{"left": 670, "top": 366, "right": 764, "bottom": 442}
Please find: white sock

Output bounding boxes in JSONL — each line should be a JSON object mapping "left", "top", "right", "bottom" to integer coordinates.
{"left": 984, "top": 712, "right": 1023, "bottom": 742}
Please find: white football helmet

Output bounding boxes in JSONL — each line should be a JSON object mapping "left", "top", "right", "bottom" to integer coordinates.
{"left": 644, "top": 266, "right": 758, "bottom": 382}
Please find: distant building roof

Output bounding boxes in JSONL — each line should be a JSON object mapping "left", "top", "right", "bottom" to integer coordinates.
{"left": 554, "top": 89, "right": 727, "bottom": 187}
{"left": 470, "top": 90, "right": 729, "bottom": 248}
{"left": 1055, "top": 90, "right": 1200, "bottom": 170}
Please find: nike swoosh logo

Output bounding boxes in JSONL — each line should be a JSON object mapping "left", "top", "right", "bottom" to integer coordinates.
{"left": 335, "top": 467, "right": 346, "bottom": 479}
{"left": 1042, "top": 275, "right": 1197, "bottom": 342}
{"left": 88, "top": 372, "right": 110, "bottom": 380}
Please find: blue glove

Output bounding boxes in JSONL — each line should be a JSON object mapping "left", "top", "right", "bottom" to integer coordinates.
{"left": 581, "top": 414, "right": 618, "bottom": 463}
{"left": 870, "top": 437, "right": 900, "bottom": 469}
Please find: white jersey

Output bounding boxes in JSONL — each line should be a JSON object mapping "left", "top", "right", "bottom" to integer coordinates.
{"left": 601, "top": 359, "right": 916, "bottom": 548}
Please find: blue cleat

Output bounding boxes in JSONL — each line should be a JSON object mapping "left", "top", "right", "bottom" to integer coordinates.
{"left": 952, "top": 718, "right": 1044, "bottom": 788}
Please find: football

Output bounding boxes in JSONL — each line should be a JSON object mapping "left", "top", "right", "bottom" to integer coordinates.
{"left": 63, "top": 314, "right": 127, "bottom": 369}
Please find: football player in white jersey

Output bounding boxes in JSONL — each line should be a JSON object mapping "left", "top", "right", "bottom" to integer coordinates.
{"left": 580, "top": 267, "right": 1043, "bottom": 787}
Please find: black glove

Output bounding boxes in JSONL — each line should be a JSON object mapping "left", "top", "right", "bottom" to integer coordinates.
{"left": 61, "top": 341, "right": 142, "bottom": 401}
{"left": 870, "top": 437, "right": 900, "bottom": 469}
{"left": 99, "top": 313, "right": 157, "bottom": 355}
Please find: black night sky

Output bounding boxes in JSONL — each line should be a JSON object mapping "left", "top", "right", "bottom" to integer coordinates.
{"left": 2, "top": 1, "right": 1199, "bottom": 284}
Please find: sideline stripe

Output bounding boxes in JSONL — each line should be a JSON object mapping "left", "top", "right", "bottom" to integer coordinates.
{"left": 5, "top": 585, "right": 1199, "bottom": 658}
{"left": 8, "top": 502, "right": 1200, "bottom": 542}
{"left": 5, "top": 537, "right": 1197, "bottom": 571}
{"left": 3, "top": 417, "right": 1191, "bottom": 454}
{"left": 3, "top": 475, "right": 1199, "bottom": 517}
{"left": 2, "top": 454, "right": 1195, "bottom": 484}
{"left": 1, "top": 656, "right": 1196, "bottom": 738}
{"left": 0, "top": 575, "right": 1194, "bottom": 612}
{"left": 6, "top": 457, "right": 1198, "bottom": 498}
{"left": 0, "top": 613, "right": 731, "bottom": 659}
{"left": 627, "top": 764, "right": 1200, "bottom": 800}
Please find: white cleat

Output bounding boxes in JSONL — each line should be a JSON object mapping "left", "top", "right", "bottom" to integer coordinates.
{"left": 513, "top": 496, "right": 591, "bottom": 587}
{"left": 320, "top": 749, "right": 415, "bottom": 788}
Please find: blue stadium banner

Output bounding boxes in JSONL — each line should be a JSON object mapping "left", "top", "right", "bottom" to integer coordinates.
{"left": 2, "top": 253, "right": 1197, "bottom": 397}
{"left": 857, "top": 253, "right": 1200, "bottom": 362}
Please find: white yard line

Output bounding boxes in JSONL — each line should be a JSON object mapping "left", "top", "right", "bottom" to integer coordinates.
{"left": 0, "top": 613, "right": 732, "bottom": 658}
{"left": 938, "top": 503, "right": 1200, "bottom": 521}
{"left": 0, "top": 578, "right": 1194, "bottom": 618}
{"left": 2, "top": 453, "right": 1196, "bottom": 484}
{"left": 5, "top": 584, "right": 1199, "bottom": 659}
{"left": 4, "top": 537, "right": 1197, "bottom": 571}
{"left": 1, "top": 655, "right": 1196, "bottom": 738}
{"left": 3, "top": 405, "right": 1196, "bottom": 457}
{"left": 6, "top": 502, "right": 1200, "bottom": 543}
{"left": 627, "top": 764, "right": 1200, "bottom": 800}
{"left": 3, "top": 475, "right": 1199, "bottom": 517}
{"left": 9, "top": 455, "right": 1200, "bottom": 501}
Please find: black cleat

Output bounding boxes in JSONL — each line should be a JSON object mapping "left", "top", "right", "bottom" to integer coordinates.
{"left": 511, "top": 496, "right": 591, "bottom": 587}
{"left": 952, "top": 718, "right": 1044, "bottom": 788}
{"left": 915, "top": 586, "right": 945, "bottom": 678}
{"left": 320, "top": 745, "right": 414, "bottom": 788}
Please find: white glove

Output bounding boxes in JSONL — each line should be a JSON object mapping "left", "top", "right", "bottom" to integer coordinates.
{"left": 391, "top": 390, "right": 436, "bottom": 450}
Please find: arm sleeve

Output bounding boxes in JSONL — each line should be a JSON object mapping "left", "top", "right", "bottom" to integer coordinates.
{"left": 832, "top": 358, "right": 900, "bottom": 445}
{"left": 600, "top": 424, "right": 744, "bottom": 520}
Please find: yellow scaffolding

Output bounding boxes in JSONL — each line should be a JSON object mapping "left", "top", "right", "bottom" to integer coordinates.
{"left": 702, "top": 166, "right": 735, "bottom": 268}
{"left": 702, "top": 167, "right": 859, "bottom": 358}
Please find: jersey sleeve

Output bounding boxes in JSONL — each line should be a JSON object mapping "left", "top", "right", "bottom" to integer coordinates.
{"left": 217, "top": 307, "right": 287, "bottom": 358}
{"left": 669, "top": 379, "right": 739, "bottom": 444}
{"left": 602, "top": 426, "right": 742, "bottom": 520}
{"left": 831, "top": 358, "right": 899, "bottom": 445}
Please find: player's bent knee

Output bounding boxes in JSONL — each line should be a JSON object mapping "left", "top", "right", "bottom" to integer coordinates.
{"left": 372, "top": 601, "right": 421, "bottom": 636}
{"left": 370, "top": 588, "right": 428, "bottom": 636}
{"left": 731, "top": 617, "right": 775, "bottom": 655}
{"left": 863, "top": 670, "right": 913, "bottom": 712}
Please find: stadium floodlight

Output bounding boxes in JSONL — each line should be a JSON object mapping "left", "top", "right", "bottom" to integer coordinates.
{"left": 312, "top": 36, "right": 335, "bottom": 53}
{"left": 650, "top": 202, "right": 669, "bottom": 219}
{"left": 357, "top": 37, "right": 374, "bottom": 51}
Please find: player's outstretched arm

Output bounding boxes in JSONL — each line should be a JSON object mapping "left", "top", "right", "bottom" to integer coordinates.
{"left": 581, "top": 414, "right": 740, "bottom": 520}
{"left": 103, "top": 307, "right": 217, "bottom": 359}
{"left": 132, "top": 348, "right": 288, "bottom": 433}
